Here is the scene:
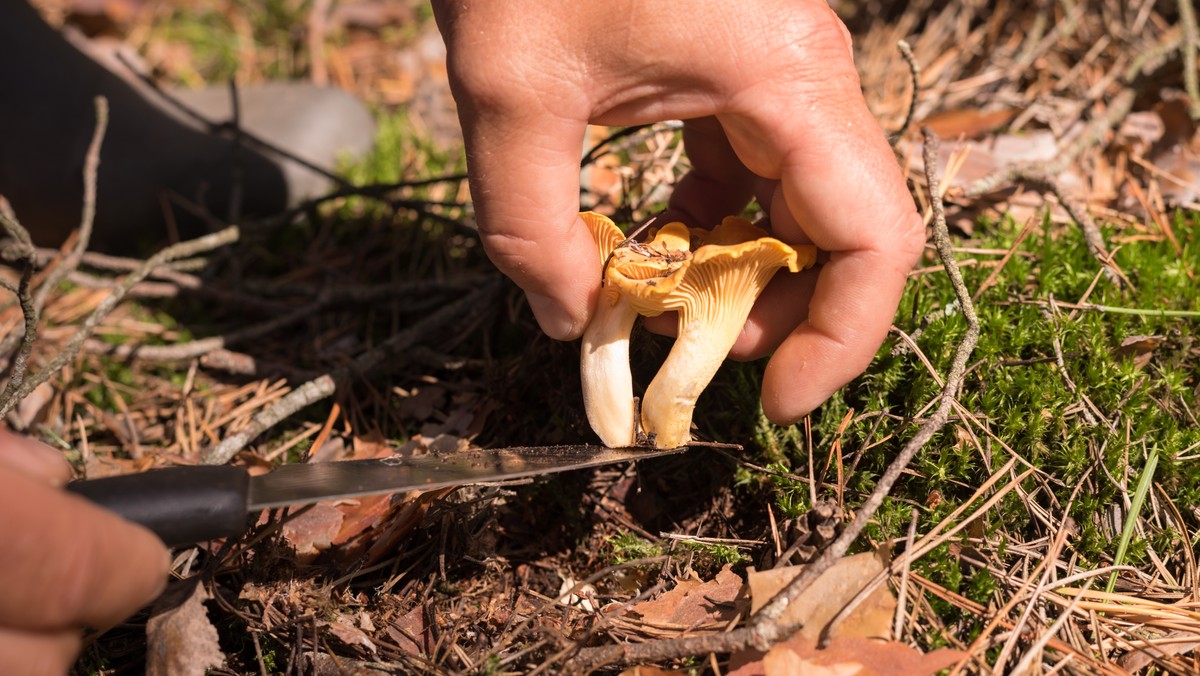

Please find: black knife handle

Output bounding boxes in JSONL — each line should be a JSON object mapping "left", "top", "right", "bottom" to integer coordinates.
{"left": 66, "top": 465, "right": 251, "bottom": 547}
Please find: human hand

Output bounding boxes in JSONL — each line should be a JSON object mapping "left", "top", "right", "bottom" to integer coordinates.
{"left": 433, "top": 0, "right": 924, "bottom": 423}
{"left": 0, "top": 430, "right": 169, "bottom": 674}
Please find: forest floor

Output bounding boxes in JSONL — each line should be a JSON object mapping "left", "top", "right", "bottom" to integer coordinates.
{"left": 6, "top": 1, "right": 1200, "bottom": 674}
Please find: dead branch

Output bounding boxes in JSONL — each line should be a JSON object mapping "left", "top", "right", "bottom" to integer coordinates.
{"left": 1179, "top": 0, "right": 1200, "bottom": 119}
{"left": 961, "top": 88, "right": 1136, "bottom": 278}
{"left": 0, "top": 226, "right": 240, "bottom": 419}
{"left": 201, "top": 277, "right": 501, "bottom": 465}
{"left": 33, "top": 96, "right": 107, "bottom": 312}
{"left": 115, "top": 52, "right": 351, "bottom": 190}
{"left": 891, "top": 40, "right": 921, "bottom": 145}
{"left": 0, "top": 212, "right": 39, "bottom": 408}
{"left": 79, "top": 276, "right": 488, "bottom": 361}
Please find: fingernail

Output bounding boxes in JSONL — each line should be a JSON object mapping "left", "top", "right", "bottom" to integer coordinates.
{"left": 527, "top": 292, "right": 579, "bottom": 340}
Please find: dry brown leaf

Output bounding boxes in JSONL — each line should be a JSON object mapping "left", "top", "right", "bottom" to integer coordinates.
{"left": 1117, "top": 630, "right": 1200, "bottom": 672}
{"left": 5, "top": 381, "right": 53, "bottom": 431}
{"left": 395, "top": 383, "right": 446, "bottom": 421}
{"left": 386, "top": 605, "right": 428, "bottom": 656}
{"left": 730, "top": 636, "right": 966, "bottom": 676}
{"left": 282, "top": 502, "right": 345, "bottom": 556}
{"left": 323, "top": 611, "right": 378, "bottom": 656}
{"left": 1115, "top": 334, "right": 1163, "bottom": 369}
{"left": 619, "top": 666, "right": 688, "bottom": 676}
{"left": 920, "top": 107, "right": 1019, "bottom": 139}
{"left": 146, "top": 581, "right": 224, "bottom": 676}
{"left": 746, "top": 552, "right": 895, "bottom": 640}
{"left": 620, "top": 564, "right": 744, "bottom": 629}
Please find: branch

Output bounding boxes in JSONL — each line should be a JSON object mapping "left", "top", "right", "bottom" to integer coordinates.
{"left": 0, "top": 211, "right": 39, "bottom": 408}
{"left": 0, "top": 227, "right": 240, "bottom": 418}
{"left": 890, "top": 40, "right": 921, "bottom": 145}
{"left": 201, "top": 278, "right": 501, "bottom": 465}
{"left": 33, "top": 96, "right": 108, "bottom": 312}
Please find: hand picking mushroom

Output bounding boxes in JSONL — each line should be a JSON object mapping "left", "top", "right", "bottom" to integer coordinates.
{"left": 579, "top": 212, "right": 692, "bottom": 447}
{"left": 616, "top": 217, "right": 818, "bottom": 449}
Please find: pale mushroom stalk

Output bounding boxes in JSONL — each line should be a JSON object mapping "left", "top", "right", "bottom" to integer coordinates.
{"left": 579, "top": 213, "right": 694, "bottom": 447}
{"left": 640, "top": 304, "right": 751, "bottom": 449}
{"left": 580, "top": 292, "right": 638, "bottom": 447}
{"left": 630, "top": 217, "right": 815, "bottom": 449}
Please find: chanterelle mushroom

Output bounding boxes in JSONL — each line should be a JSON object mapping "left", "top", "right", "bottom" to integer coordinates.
{"left": 579, "top": 212, "right": 692, "bottom": 447}
{"left": 615, "top": 217, "right": 817, "bottom": 449}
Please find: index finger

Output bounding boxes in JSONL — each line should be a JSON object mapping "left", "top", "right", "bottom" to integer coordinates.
{"left": 454, "top": 100, "right": 599, "bottom": 341}
{"left": 717, "top": 10, "right": 924, "bottom": 423}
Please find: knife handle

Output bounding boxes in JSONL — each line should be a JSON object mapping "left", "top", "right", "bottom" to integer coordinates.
{"left": 66, "top": 465, "right": 251, "bottom": 547}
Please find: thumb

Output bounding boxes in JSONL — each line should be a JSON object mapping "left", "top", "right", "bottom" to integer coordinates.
{"left": 0, "top": 428, "right": 71, "bottom": 486}
{"left": 459, "top": 107, "right": 599, "bottom": 340}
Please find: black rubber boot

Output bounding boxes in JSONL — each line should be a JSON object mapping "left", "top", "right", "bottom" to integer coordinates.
{"left": 0, "top": 2, "right": 376, "bottom": 250}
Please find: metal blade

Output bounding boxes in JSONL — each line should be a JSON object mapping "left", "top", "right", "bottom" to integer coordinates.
{"left": 247, "top": 444, "right": 686, "bottom": 510}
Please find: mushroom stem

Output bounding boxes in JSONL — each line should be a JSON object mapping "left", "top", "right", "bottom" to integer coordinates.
{"left": 580, "top": 293, "right": 638, "bottom": 447}
{"left": 640, "top": 311, "right": 745, "bottom": 449}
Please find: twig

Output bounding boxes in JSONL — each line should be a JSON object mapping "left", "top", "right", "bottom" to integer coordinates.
{"left": 1012, "top": 299, "right": 1200, "bottom": 318}
{"left": 82, "top": 276, "right": 484, "bottom": 361}
{"left": 114, "top": 52, "right": 352, "bottom": 189}
{"left": 201, "top": 278, "right": 500, "bottom": 464}
{"left": 581, "top": 124, "right": 657, "bottom": 168}
{"left": 1179, "top": 0, "right": 1200, "bottom": 120}
{"left": 960, "top": 86, "right": 1136, "bottom": 279}
{"left": 894, "top": 508, "right": 920, "bottom": 641}
{"left": 0, "top": 227, "right": 240, "bottom": 418}
{"left": 33, "top": 96, "right": 108, "bottom": 312}
{"left": 891, "top": 40, "right": 921, "bottom": 145}
{"left": 0, "top": 212, "right": 39, "bottom": 407}
{"left": 227, "top": 80, "right": 243, "bottom": 225}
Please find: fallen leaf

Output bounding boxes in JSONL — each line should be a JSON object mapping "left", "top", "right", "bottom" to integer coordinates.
{"left": 146, "top": 581, "right": 224, "bottom": 676}
{"left": 1115, "top": 334, "right": 1163, "bottom": 369}
{"left": 386, "top": 606, "right": 427, "bottom": 656}
{"left": 730, "top": 636, "right": 966, "bottom": 676}
{"left": 619, "top": 666, "right": 688, "bottom": 675}
{"left": 323, "top": 612, "right": 378, "bottom": 656}
{"left": 1118, "top": 630, "right": 1200, "bottom": 672}
{"left": 920, "top": 107, "right": 1019, "bottom": 139}
{"left": 282, "top": 503, "right": 345, "bottom": 557}
{"left": 620, "top": 564, "right": 744, "bottom": 629}
{"left": 395, "top": 384, "right": 446, "bottom": 421}
{"left": 5, "top": 381, "right": 53, "bottom": 431}
{"left": 763, "top": 645, "right": 861, "bottom": 676}
{"left": 746, "top": 552, "right": 895, "bottom": 640}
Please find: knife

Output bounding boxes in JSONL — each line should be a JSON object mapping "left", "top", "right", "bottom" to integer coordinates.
{"left": 66, "top": 444, "right": 686, "bottom": 547}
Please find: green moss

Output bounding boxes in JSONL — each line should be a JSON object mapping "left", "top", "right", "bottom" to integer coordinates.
{"left": 705, "top": 208, "right": 1200, "bottom": 644}
{"left": 606, "top": 532, "right": 665, "bottom": 564}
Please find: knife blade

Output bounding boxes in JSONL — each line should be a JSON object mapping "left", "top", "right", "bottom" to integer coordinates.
{"left": 66, "top": 444, "right": 686, "bottom": 546}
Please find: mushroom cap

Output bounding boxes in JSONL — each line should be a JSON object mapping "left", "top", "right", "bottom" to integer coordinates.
{"left": 581, "top": 212, "right": 694, "bottom": 308}
{"left": 631, "top": 217, "right": 815, "bottom": 318}
{"left": 581, "top": 211, "right": 626, "bottom": 264}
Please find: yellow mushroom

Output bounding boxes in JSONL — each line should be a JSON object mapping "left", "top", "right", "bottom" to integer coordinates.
{"left": 616, "top": 217, "right": 817, "bottom": 449}
{"left": 579, "top": 212, "right": 692, "bottom": 447}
